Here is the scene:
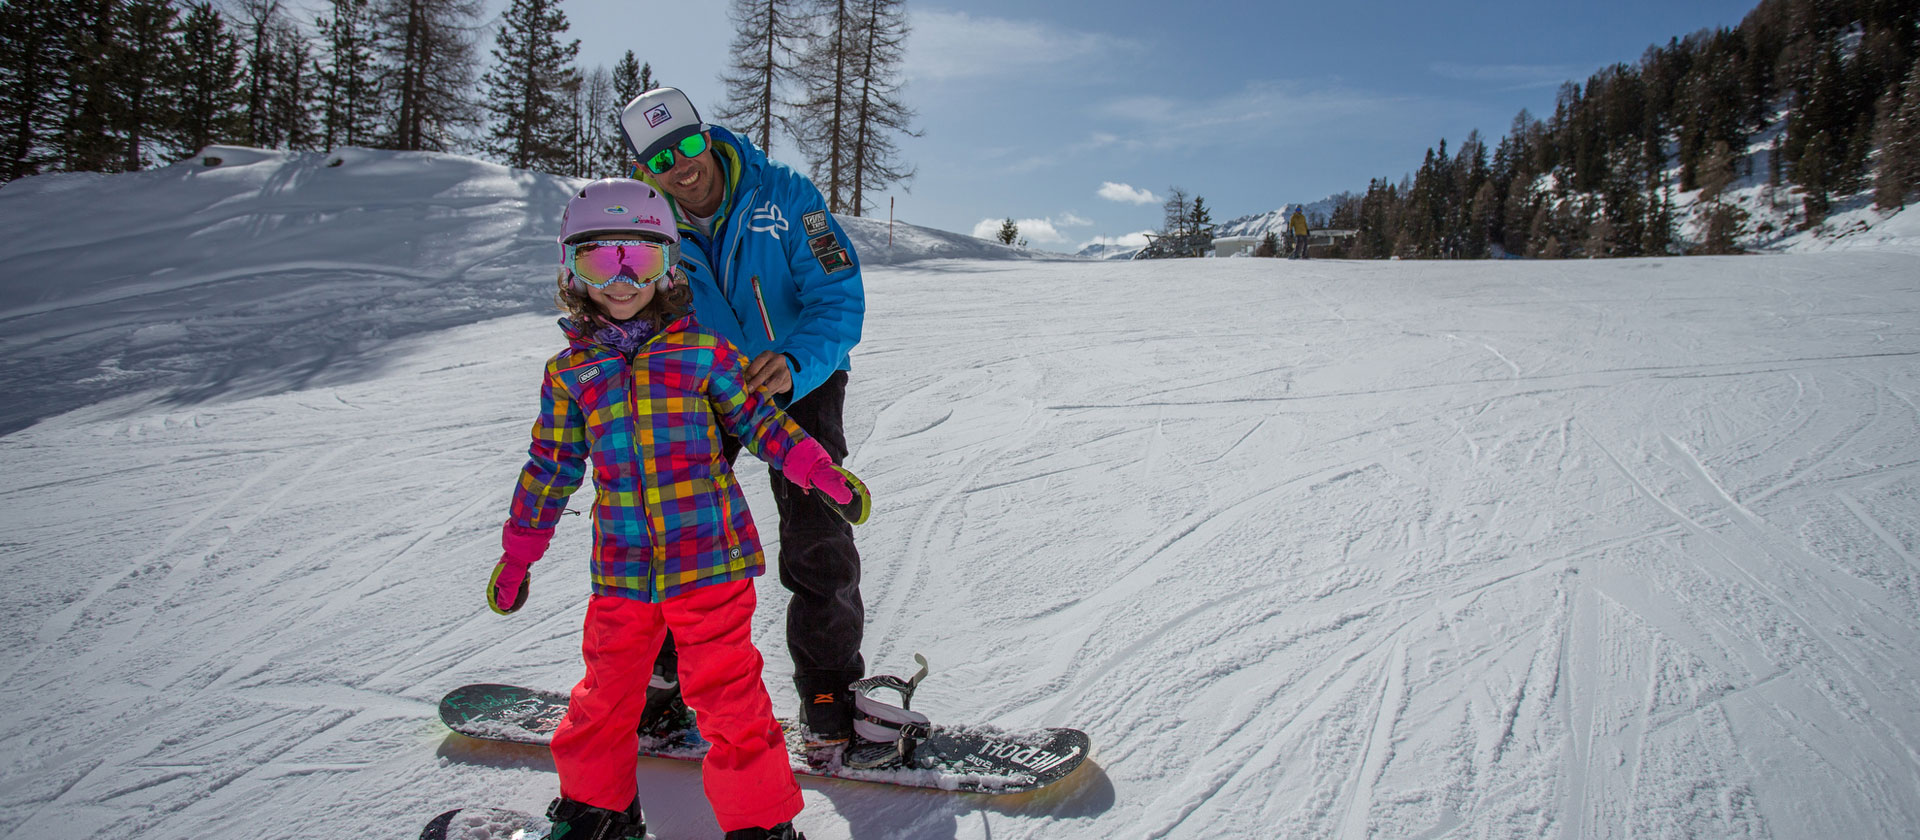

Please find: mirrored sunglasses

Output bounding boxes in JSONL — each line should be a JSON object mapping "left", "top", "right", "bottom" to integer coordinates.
{"left": 642, "top": 132, "right": 709, "bottom": 175}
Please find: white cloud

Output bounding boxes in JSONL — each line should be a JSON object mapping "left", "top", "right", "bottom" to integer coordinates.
{"left": 906, "top": 10, "right": 1140, "bottom": 83}
{"left": 1098, "top": 182, "right": 1160, "bottom": 205}
{"left": 1076, "top": 230, "right": 1155, "bottom": 252}
{"left": 1056, "top": 211, "right": 1093, "bottom": 227}
{"left": 971, "top": 217, "right": 1068, "bottom": 244}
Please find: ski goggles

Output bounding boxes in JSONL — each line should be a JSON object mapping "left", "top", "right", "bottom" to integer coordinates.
{"left": 639, "top": 132, "right": 709, "bottom": 175}
{"left": 563, "top": 239, "right": 674, "bottom": 289}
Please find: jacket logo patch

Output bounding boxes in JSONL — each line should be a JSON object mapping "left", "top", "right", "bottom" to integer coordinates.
{"left": 801, "top": 209, "right": 829, "bottom": 236}
{"left": 818, "top": 248, "right": 853, "bottom": 273}
{"left": 809, "top": 232, "right": 853, "bottom": 273}
{"left": 749, "top": 201, "right": 788, "bottom": 239}
{"left": 578, "top": 366, "right": 602, "bottom": 384}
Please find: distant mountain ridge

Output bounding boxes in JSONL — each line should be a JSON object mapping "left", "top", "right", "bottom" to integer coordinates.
{"left": 1215, "top": 195, "right": 1351, "bottom": 239}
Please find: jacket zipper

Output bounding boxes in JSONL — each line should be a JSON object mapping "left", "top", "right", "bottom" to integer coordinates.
{"left": 627, "top": 341, "right": 744, "bottom": 588}
{"left": 623, "top": 365, "right": 664, "bottom": 599}
{"left": 750, "top": 276, "right": 776, "bottom": 342}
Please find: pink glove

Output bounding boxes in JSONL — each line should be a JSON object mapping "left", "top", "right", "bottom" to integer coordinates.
{"left": 783, "top": 438, "right": 852, "bottom": 504}
{"left": 488, "top": 523, "right": 554, "bottom": 615}
{"left": 782, "top": 439, "right": 872, "bottom": 525}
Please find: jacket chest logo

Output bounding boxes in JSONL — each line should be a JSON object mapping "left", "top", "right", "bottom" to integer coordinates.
{"left": 749, "top": 201, "right": 788, "bottom": 239}
{"left": 578, "top": 366, "right": 602, "bottom": 384}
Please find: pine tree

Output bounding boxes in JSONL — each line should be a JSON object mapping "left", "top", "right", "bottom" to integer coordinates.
{"left": 717, "top": 0, "right": 808, "bottom": 154}
{"left": 791, "top": 0, "right": 853, "bottom": 211}
{"left": 1797, "top": 129, "right": 1833, "bottom": 227}
{"left": 235, "top": 0, "right": 281, "bottom": 147}
{"left": 115, "top": 0, "right": 182, "bottom": 170}
{"left": 266, "top": 22, "right": 317, "bottom": 150}
{"left": 1256, "top": 231, "right": 1280, "bottom": 257}
{"left": 0, "top": 0, "right": 70, "bottom": 181}
{"left": 792, "top": 0, "right": 915, "bottom": 215}
{"left": 58, "top": 0, "right": 122, "bottom": 173}
{"left": 480, "top": 0, "right": 579, "bottom": 171}
{"left": 842, "top": 0, "right": 914, "bottom": 216}
{"left": 1873, "top": 57, "right": 1920, "bottom": 210}
{"left": 995, "top": 218, "right": 1017, "bottom": 245}
{"left": 378, "top": 0, "right": 483, "bottom": 152}
{"left": 317, "top": 0, "right": 382, "bottom": 150}
{"left": 1189, "top": 195, "right": 1213, "bottom": 234}
{"left": 169, "top": 2, "right": 245, "bottom": 160}
{"left": 607, "top": 51, "right": 654, "bottom": 168}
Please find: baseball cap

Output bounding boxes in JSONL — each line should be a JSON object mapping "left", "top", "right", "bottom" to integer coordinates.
{"left": 619, "top": 87, "right": 709, "bottom": 163}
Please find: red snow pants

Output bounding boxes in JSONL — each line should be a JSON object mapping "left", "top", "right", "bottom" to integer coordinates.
{"left": 551, "top": 580, "right": 802, "bottom": 832}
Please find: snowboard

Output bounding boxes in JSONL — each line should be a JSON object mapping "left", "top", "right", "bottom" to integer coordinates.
{"left": 421, "top": 807, "right": 547, "bottom": 840}
{"left": 437, "top": 683, "right": 1089, "bottom": 795}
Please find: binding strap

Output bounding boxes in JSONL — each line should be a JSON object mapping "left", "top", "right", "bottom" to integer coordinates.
{"left": 846, "top": 654, "right": 933, "bottom": 768}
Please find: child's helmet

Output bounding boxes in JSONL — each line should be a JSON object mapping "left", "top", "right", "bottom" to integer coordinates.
{"left": 557, "top": 178, "right": 680, "bottom": 271}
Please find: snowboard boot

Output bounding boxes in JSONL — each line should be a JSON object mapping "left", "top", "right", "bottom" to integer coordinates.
{"left": 842, "top": 654, "right": 933, "bottom": 770}
{"left": 543, "top": 797, "right": 648, "bottom": 840}
{"left": 795, "top": 674, "right": 856, "bottom": 743}
{"left": 636, "top": 669, "right": 692, "bottom": 739}
{"left": 722, "top": 822, "right": 806, "bottom": 840}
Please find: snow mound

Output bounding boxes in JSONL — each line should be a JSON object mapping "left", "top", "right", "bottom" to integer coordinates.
{"left": 0, "top": 145, "right": 1016, "bottom": 434}
{"left": 835, "top": 212, "right": 1046, "bottom": 264}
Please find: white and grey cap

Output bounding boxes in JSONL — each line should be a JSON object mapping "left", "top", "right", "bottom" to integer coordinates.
{"left": 618, "top": 87, "right": 708, "bottom": 163}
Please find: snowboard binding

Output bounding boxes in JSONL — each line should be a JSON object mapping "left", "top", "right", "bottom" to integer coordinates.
{"left": 842, "top": 654, "right": 932, "bottom": 770}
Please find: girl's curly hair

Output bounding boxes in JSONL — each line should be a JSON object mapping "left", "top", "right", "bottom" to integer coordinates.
{"left": 555, "top": 267, "right": 694, "bottom": 334}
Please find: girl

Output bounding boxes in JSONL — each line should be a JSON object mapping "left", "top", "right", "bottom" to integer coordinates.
{"left": 487, "top": 178, "right": 868, "bottom": 840}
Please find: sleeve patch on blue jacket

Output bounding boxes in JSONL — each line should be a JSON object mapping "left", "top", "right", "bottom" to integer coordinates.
{"left": 802, "top": 209, "right": 830, "bottom": 236}
{"left": 810, "top": 232, "right": 853, "bottom": 273}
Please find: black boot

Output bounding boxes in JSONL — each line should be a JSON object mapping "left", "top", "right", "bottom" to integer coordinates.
{"left": 722, "top": 822, "right": 804, "bottom": 840}
{"left": 794, "top": 673, "right": 856, "bottom": 743}
{"left": 543, "top": 797, "right": 647, "bottom": 840}
{"left": 636, "top": 643, "right": 692, "bottom": 738}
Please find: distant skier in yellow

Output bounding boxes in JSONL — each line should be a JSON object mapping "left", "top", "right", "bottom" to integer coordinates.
{"left": 1289, "top": 208, "right": 1310, "bottom": 259}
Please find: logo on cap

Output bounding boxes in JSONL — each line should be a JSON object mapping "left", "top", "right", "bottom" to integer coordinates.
{"left": 644, "top": 104, "right": 671, "bottom": 128}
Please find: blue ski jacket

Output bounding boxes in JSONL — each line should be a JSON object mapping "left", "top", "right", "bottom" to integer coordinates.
{"left": 640, "top": 125, "right": 864, "bottom": 404}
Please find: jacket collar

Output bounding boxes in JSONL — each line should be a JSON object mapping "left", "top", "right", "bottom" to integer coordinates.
{"left": 561, "top": 314, "right": 694, "bottom": 354}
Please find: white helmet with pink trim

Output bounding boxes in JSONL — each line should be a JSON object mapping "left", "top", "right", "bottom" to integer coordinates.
{"left": 557, "top": 178, "right": 679, "bottom": 264}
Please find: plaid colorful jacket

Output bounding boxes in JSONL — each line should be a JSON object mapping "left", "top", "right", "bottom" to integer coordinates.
{"left": 508, "top": 314, "right": 811, "bottom": 602}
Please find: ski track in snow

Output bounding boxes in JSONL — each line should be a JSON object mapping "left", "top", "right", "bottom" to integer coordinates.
{"left": 4, "top": 161, "right": 1920, "bottom": 838}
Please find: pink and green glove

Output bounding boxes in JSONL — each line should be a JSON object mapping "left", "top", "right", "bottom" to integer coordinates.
{"left": 487, "top": 522, "right": 554, "bottom": 615}
{"left": 782, "top": 438, "right": 872, "bottom": 525}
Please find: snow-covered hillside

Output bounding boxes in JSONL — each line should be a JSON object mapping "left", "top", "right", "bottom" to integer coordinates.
{"left": 0, "top": 146, "right": 1019, "bottom": 436}
{"left": 4, "top": 149, "right": 1920, "bottom": 840}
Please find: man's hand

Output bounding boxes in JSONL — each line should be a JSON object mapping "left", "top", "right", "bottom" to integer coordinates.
{"left": 745, "top": 351, "right": 793, "bottom": 395}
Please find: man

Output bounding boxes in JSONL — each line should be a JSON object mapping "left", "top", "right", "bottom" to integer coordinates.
{"left": 616, "top": 87, "right": 868, "bottom": 749}
{"left": 1289, "top": 207, "right": 1310, "bottom": 260}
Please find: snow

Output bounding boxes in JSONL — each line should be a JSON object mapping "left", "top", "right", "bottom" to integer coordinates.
{"left": 4, "top": 148, "right": 1920, "bottom": 839}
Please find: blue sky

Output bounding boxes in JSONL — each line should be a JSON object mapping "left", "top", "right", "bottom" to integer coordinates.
{"left": 510, "top": 0, "right": 1763, "bottom": 252}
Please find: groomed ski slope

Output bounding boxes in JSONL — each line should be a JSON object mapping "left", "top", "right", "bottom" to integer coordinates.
{"left": 3, "top": 150, "right": 1920, "bottom": 839}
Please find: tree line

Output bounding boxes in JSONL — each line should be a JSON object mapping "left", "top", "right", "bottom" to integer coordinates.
{"left": 1317, "top": 0, "right": 1920, "bottom": 259}
{"left": 0, "top": 0, "right": 916, "bottom": 216}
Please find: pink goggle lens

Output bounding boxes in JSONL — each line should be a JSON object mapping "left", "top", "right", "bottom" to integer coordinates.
{"left": 567, "top": 240, "right": 671, "bottom": 289}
